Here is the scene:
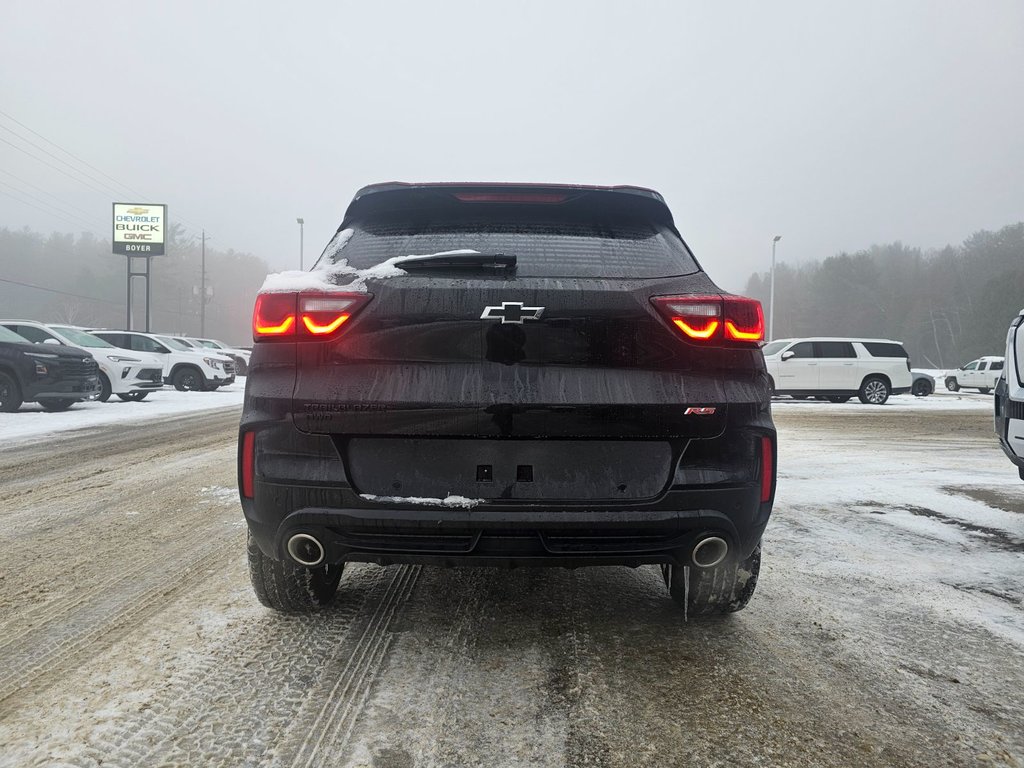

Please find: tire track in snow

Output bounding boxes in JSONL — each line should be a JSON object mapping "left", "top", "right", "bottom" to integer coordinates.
{"left": 0, "top": 529, "right": 234, "bottom": 708}
{"left": 282, "top": 564, "right": 421, "bottom": 768}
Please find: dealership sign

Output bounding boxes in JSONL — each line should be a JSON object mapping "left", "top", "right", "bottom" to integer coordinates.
{"left": 112, "top": 203, "right": 166, "bottom": 255}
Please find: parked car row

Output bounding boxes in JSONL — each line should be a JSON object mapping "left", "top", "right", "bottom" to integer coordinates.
{"left": 0, "top": 319, "right": 247, "bottom": 413}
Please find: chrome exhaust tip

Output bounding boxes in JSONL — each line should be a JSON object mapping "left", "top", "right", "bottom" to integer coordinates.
{"left": 287, "top": 533, "right": 325, "bottom": 567}
{"left": 691, "top": 536, "right": 729, "bottom": 569}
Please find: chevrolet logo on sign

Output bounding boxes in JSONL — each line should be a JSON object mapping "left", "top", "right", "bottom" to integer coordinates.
{"left": 127, "top": 207, "right": 149, "bottom": 215}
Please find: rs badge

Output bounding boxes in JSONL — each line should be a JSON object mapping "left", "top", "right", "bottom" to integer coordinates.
{"left": 685, "top": 407, "right": 717, "bottom": 415}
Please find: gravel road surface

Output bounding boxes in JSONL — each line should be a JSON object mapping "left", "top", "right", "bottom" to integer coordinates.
{"left": 0, "top": 398, "right": 1021, "bottom": 767}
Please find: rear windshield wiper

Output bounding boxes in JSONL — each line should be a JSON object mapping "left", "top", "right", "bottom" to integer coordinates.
{"left": 394, "top": 252, "right": 516, "bottom": 271}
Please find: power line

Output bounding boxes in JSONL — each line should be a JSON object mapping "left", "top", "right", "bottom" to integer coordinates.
{"left": 0, "top": 111, "right": 213, "bottom": 242}
{"left": 0, "top": 167, "right": 100, "bottom": 220}
{"left": 0, "top": 179, "right": 102, "bottom": 231}
{"left": 0, "top": 122, "right": 127, "bottom": 199}
{"left": 0, "top": 188, "right": 102, "bottom": 235}
{"left": 0, "top": 277, "right": 122, "bottom": 306}
{"left": 0, "top": 135, "right": 121, "bottom": 200}
{"left": 0, "top": 108, "right": 147, "bottom": 199}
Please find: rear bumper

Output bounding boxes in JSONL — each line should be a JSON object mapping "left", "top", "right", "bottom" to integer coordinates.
{"left": 243, "top": 480, "right": 771, "bottom": 568}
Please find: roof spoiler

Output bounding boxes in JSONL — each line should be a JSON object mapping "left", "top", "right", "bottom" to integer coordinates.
{"left": 337, "top": 181, "right": 680, "bottom": 233}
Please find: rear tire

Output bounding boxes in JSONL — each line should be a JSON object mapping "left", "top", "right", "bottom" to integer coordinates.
{"left": 0, "top": 371, "right": 23, "bottom": 413}
{"left": 912, "top": 379, "right": 933, "bottom": 397}
{"left": 945, "top": 377, "right": 960, "bottom": 392}
{"left": 247, "top": 531, "right": 343, "bottom": 613}
{"left": 858, "top": 376, "right": 890, "bottom": 405}
{"left": 39, "top": 398, "right": 75, "bottom": 412}
{"left": 98, "top": 373, "right": 112, "bottom": 402}
{"left": 662, "top": 541, "right": 761, "bottom": 616}
{"left": 117, "top": 391, "right": 149, "bottom": 402}
{"left": 979, "top": 387, "right": 991, "bottom": 395}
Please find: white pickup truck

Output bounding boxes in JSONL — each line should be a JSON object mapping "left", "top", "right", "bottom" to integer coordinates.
{"left": 995, "top": 309, "right": 1024, "bottom": 481}
{"left": 944, "top": 356, "right": 1005, "bottom": 393}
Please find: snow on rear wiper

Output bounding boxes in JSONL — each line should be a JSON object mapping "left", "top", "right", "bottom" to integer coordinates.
{"left": 393, "top": 251, "right": 517, "bottom": 271}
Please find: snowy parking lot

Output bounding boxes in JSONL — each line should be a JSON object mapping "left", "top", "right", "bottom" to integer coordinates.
{"left": 0, "top": 391, "right": 1021, "bottom": 767}
{"left": 0, "top": 379, "right": 246, "bottom": 447}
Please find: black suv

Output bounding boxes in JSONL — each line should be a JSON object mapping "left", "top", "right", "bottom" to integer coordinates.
{"left": 0, "top": 325, "right": 100, "bottom": 412}
{"left": 239, "top": 183, "right": 776, "bottom": 615}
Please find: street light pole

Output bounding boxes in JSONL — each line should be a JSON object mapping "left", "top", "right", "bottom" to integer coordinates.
{"left": 296, "top": 217, "right": 304, "bottom": 270}
{"left": 769, "top": 235, "right": 782, "bottom": 341}
{"left": 200, "top": 229, "right": 206, "bottom": 337}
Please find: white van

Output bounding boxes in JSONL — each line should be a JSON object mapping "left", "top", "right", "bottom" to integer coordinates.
{"left": 994, "top": 309, "right": 1024, "bottom": 481}
{"left": 762, "top": 337, "right": 913, "bottom": 405}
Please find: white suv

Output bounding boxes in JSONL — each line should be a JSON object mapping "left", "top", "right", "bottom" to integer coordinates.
{"left": 995, "top": 309, "right": 1024, "bottom": 481}
{"left": 89, "top": 330, "right": 235, "bottom": 391}
{"left": 762, "top": 337, "right": 913, "bottom": 405}
{"left": 944, "top": 356, "right": 1005, "bottom": 393}
{"left": 0, "top": 320, "right": 165, "bottom": 402}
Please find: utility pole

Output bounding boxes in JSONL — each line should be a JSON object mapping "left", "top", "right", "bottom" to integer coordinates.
{"left": 200, "top": 229, "right": 206, "bottom": 337}
{"left": 769, "top": 235, "right": 782, "bottom": 341}
{"left": 297, "top": 217, "right": 305, "bottom": 270}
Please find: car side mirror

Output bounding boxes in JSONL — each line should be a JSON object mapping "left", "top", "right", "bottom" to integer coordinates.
{"left": 42, "top": 338, "right": 62, "bottom": 345}
{"left": 781, "top": 350, "right": 795, "bottom": 361}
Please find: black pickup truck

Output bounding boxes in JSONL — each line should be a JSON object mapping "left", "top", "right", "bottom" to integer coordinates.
{"left": 0, "top": 325, "right": 100, "bottom": 412}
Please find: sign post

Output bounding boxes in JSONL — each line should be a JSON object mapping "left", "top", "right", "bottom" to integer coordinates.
{"left": 113, "top": 203, "right": 166, "bottom": 331}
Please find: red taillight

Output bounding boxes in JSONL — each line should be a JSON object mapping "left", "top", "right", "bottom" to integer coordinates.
{"left": 299, "top": 295, "right": 360, "bottom": 335}
{"left": 723, "top": 298, "right": 764, "bottom": 342}
{"left": 253, "top": 292, "right": 370, "bottom": 341}
{"left": 253, "top": 293, "right": 296, "bottom": 337}
{"left": 651, "top": 295, "right": 764, "bottom": 344}
{"left": 241, "top": 431, "right": 255, "bottom": 499}
{"left": 453, "top": 192, "right": 568, "bottom": 204}
{"left": 760, "top": 436, "right": 774, "bottom": 503}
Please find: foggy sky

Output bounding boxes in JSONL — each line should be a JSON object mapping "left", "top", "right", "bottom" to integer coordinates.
{"left": 2, "top": 0, "right": 1022, "bottom": 292}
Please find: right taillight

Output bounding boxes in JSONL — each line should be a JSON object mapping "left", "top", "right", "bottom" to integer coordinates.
{"left": 651, "top": 295, "right": 764, "bottom": 344}
{"left": 252, "top": 291, "right": 371, "bottom": 342}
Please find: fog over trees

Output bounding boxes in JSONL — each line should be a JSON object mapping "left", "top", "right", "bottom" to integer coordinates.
{"left": 2, "top": 218, "right": 1020, "bottom": 366}
{"left": 0, "top": 224, "right": 267, "bottom": 346}
{"left": 744, "top": 222, "right": 1024, "bottom": 368}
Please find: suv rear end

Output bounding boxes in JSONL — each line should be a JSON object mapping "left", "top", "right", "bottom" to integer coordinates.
{"left": 239, "top": 183, "right": 776, "bottom": 615}
{"left": 995, "top": 309, "right": 1024, "bottom": 480}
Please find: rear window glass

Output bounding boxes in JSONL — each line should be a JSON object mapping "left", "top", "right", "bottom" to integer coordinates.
{"left": 990, "top": 360, "right": 1003, "bottom": 370}
{"left": 862, "top": 342, "right": 909, "bottom": 358}
{"left": 329, "top": 211, "right": 699, "bottom": 279}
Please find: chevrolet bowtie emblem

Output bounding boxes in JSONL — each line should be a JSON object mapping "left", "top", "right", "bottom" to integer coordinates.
{"left": 480, "top": 301, "right": 545, "bottom": 324}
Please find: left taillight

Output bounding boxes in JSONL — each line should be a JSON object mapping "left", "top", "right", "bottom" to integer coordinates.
{"left": 240, "top": 431, "right": 255, "bottom": 499}
{"left": 252, "top": 292, "right": 370, "bottom": 342}
{"left": 651, "top": 295, "right": 764, "bottom": 344}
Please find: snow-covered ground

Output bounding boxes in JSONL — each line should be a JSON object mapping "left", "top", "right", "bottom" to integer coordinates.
{"left": 0, "top": 378, "right": 245, "bottom": 446}
{"left": 0, "top": 396, "right": 1022, "bottom": 766}
{"left": 772, "top": 388, "right": 994, "bottom": 411}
